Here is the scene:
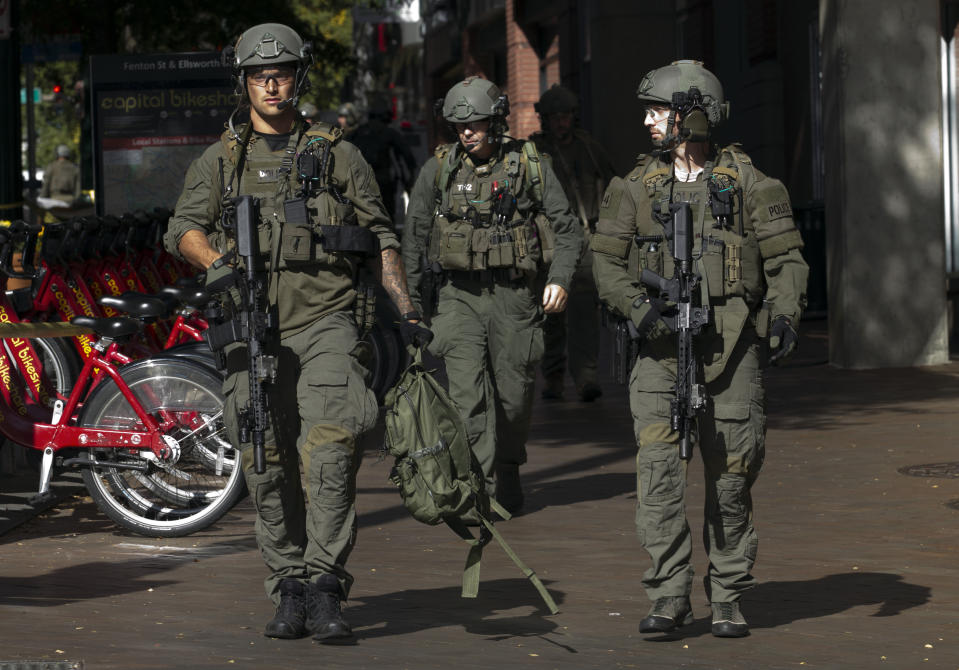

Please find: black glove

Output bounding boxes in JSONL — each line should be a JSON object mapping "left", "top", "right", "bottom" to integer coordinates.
{"left": 630, "top": 296, "right": 675, "bottom": 339}
{"left": 768, "top": 316, "right": 799, "bottom": 364}
{"left": 399, "top": 319, "right": 434, "bottom": 349}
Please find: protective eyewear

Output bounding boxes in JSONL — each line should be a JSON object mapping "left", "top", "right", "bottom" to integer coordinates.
{"left": 644, "top": 105, "right": 671, "bottom": 120}
{"left": 247, "top": 69, "right": 296, "bottom": 87}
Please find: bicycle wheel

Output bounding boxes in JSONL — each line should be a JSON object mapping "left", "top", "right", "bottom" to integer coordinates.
{"left": 32, "top": 337, "right": 82, "bottom": 398}
{"left": 2, "top": 336, "right": 79, "bottom": 402}
{"left": 79, "top": 356, "right": 245, "bottom": 537}
{"left": 365, "top": 321, "right": 404, "bottom": 402}
{"left": 7, "top": 336, "right": 82, "bottom": 471}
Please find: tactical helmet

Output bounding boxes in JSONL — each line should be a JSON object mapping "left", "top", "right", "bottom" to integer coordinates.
{"left": 233, "top": 23, "right": 310, "bottom": 70}
{"left": 636, "top": 60, "right": 729, "bottom": 150}
{"left": 442, "top": 76, "right": 509, "bottom": 124}
{"left": 223, "top": 23, "right": 314, "bottom": 138}
{"left": 534, "top": 84, "right": 578, "bottom": 116}
{"left": 337, "top": 102, "right": 358, "bottom": 126}
{"left": 298, "top": 101, "right": 318, "bottom": 119}
{"left": 55, "top": 144, "right": 72, "bottom": 159}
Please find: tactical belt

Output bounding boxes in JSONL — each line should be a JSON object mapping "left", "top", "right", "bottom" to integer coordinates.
{"left": 446, "top": 268, "right": 529, "bottom": 286}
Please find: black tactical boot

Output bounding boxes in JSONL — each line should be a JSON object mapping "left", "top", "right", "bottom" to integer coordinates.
{"left": 307, "top": 574, "right": 356, "bottom": 645}
{"left": 541, "top": 373, "right": 565, "bottom": 400}
{"left": 578, "top": 382, "right": 603, "bottom": 402}
{"left": 639, "top": 596, "right": 694, "bottom": 633}
{"left": 495, "top": 465, "right": 524, "bottom": 515}
{"left": 711, "top": 601, "right": 750, "bottom": 638}
{"left": 264, "top": 578, "right": 310, "bottom": 639}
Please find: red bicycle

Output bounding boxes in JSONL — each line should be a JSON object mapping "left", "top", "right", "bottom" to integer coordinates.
{"left": 0, "top": 223, "right": 244, "bottom": 537}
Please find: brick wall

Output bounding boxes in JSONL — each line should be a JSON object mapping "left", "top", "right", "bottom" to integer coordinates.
{"left": 504, "top": 0, "right": 540, "bottom": 140}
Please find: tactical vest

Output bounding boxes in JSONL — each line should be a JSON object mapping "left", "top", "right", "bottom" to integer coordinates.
{"left": 628, "top": 145, "right": 765, "bottom": 308}
{"left": 212, "top": 121, "right": 376, "bottom": 277}
{"left": 428, "top": 141, "right": 550, "bottom": 273}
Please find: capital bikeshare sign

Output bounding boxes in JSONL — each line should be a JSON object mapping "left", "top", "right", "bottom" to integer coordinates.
{"left": 89, "top": 52, "right": 235, "bottom": 216}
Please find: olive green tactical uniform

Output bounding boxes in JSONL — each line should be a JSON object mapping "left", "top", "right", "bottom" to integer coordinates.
{"left": 591, "top": 145, "right": 808, "bottom": 603}
{"left": 41, "top": 159, "right": 81, "bottom": 206}
{"left": 402, "top": 140, "right": 581, "bottom": 493}
{"left": 530, "top": 129, "right": 616, "bottom": 394}
{"left": 165, "top": 119, "right": 394, "bottom": 605}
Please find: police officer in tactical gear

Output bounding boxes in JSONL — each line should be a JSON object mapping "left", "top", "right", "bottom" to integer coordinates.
{"left": 298, "top": 100, "right": 318, "bottom": 124}
{"left": 591, "top": 61, "right": 808, "bottom": 638}
{"left": 402, "top": 76, "right": 581, "bottom": 514}
{"left": 337, "top": 102, "right": 359, "bottom": 137}
{"left": 164, "top": 22, "right": 428, "bottom": 645}
{"left": 530, "top": 85, "right": 616, "bottom": 402}
{"left": 349, "top": 96, "right": 417, "bottom": 223}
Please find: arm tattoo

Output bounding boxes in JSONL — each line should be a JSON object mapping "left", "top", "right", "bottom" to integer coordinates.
{"left": 379, "top": 248, "right": 415, "bottom": 315}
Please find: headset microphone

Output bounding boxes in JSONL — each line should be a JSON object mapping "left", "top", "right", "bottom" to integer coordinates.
{"left": 276, "top": 96, "right": 298, "bottom": 111}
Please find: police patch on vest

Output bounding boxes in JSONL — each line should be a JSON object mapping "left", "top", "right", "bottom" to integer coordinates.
{"left": 767, "top": 201, "right": 792, "bottom": 221}
{"left": 257, "top": 168, "right": 280, "bottom": 183}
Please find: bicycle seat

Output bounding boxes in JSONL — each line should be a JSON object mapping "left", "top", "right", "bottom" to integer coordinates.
{"left": 98, "top": 292, "right": 171, "bottom": 319}
{"left": 160, "top": 285, "right": 212, "bottom": 309}
{"left": 175, "top": 275, "right": 205, "bottom": 289}
{"left": 71, "top": 315, "right": 142, "bottom": 339}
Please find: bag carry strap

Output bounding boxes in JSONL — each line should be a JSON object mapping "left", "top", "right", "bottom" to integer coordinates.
{"left": 445, "top": 507, "right": 560, "bottom": 615}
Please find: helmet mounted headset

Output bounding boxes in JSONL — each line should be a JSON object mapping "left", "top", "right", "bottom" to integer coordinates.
{"left": 636, "top": 59, "right": 729, "bottom": 154}
{"left": 220, "top": 23, "right": 314, "bottom": 140}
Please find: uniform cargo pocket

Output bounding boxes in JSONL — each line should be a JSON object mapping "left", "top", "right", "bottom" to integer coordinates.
{"left": 642, "top": 244, "right": 664, "bottom": 277}
{"left": 437, "top": 218, "right": 473, "bottom": 270}
{"left": 471, "top": 227, "right": 490, "bottom": 270}
{"left": 487, "top": 228, "right": 515, "bottom": 268}
{"left": 699, "top": 249, "right": 726, "bottom": 298}
{"left": 281, "top": 223, "right": 315, "bottom": 263}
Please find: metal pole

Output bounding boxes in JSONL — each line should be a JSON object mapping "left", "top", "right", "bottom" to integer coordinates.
{"left": 0, "top": 0, "right": 22, "bottom": 222}
{"left": 25, "top": 63, "right": 37, "bottom": 207}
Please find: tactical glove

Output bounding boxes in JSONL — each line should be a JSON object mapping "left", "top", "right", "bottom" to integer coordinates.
{"left": 630, "top": 295, "right": 674, "bottom": 339}
{"left": 399, "top": 319, "right": 434, "bottom": 349}
{"left": 203, "top": 258, "right": 242, "bottom": 311}
{"left": 768, "top": 316, "right": 799, "bottom": 364}
{"left": 204, "top": 259, "right": 240, "bottom": 293}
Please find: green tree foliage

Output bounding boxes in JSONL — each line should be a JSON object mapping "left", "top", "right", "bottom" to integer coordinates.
{"left": 21, "top": 0, "right": 363, "bottom": 167}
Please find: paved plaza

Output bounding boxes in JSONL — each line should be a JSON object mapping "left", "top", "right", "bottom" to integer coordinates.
{"left": 0, "top": 320, "right": 958, "bottom": 669}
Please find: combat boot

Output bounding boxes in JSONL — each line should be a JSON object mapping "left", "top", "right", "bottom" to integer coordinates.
{"left": 541, "top": 373, "right": 565, "bottom": 400}
{"left": 711, "top": 601, "right": 749, "bottom": 638}
{"left": 639, "top": 596, "right": 694, "bottom": 633}
{"left": 577, "top": 382, "right": 603, "bottom": 402}
{"left": 264, "top": 578, "right": 310, "bottom": 639}
{"left": 495, "top": 465, "right": 524, "bottom": 515}
{"left": 307, "top": 574, "right": 356, "bottom": 645}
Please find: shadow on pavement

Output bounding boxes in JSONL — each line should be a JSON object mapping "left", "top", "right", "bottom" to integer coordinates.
{"left": 0, "top": 529, "right": 259, "bottom": 606}
{"left": 348, "top": 578, "right": 575, "bottom": 651}
{"left": 640, "top": 571, "right": 932, "bottom": 642}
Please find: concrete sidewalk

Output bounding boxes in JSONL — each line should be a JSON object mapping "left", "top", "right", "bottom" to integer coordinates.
{"left": 0, "top": 320, "right": 958, "bottom": 669}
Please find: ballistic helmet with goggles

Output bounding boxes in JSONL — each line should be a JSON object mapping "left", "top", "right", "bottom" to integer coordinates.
{"left": 636, "top": 60, "right": 729, "bottom": 149}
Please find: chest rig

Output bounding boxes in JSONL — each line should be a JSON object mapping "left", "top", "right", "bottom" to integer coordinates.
{"left": 428, "top": 142, "right": 545, "bottom": 273}
{"left": 631, "top": 148, "right": 764, "bottom": 307}
{"left": 217, "top": 123, "right": 377, "bottom": 275}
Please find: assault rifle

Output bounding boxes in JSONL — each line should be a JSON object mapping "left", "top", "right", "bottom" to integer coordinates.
{"left": 218, "top": 195, "right": 276, "bottom": 475}
{"left": 639, "top": 201, "right": 710, "bottom": 460}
